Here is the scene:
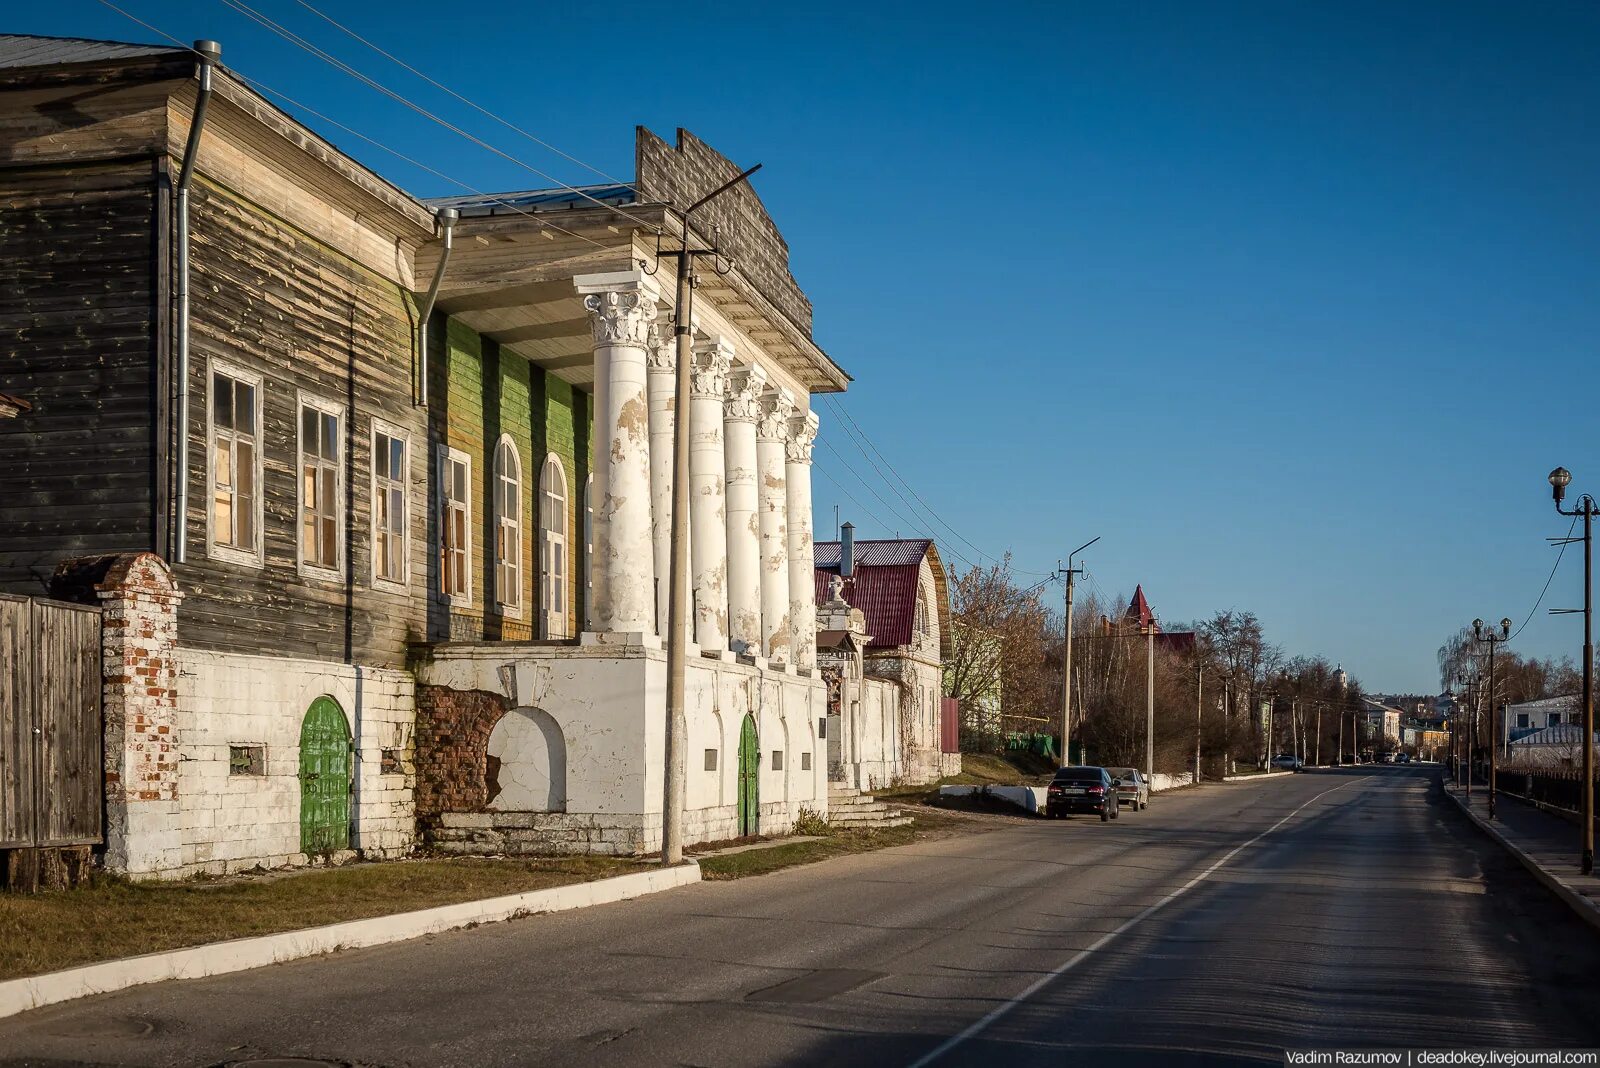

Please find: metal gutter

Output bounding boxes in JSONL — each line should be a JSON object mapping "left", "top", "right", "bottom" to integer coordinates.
{"left": 415, "top": 206, "right": 457, "bottom": 408}
{"left": 173, "top": 39, "right": 220, "bottom": 564}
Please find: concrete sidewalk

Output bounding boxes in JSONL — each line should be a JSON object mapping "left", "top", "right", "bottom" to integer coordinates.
{"left": 1446, "top": 782, "right": 1600, "bottom": 932}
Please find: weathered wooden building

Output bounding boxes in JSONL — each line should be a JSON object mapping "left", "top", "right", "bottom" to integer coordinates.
{"left": 0, "top": 33, "right": 850, "bottom": 873}
{"left": 0, "top": 34, "right": 433, "bottom": 874}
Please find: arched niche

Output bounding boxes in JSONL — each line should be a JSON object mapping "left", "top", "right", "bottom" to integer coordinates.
{"left": 485, "top": 707, "right": 568, "bottom": 812}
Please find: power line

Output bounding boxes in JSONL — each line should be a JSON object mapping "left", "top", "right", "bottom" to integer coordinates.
{"left": 290, "top": 0, "right": 631, "bottom": 192}
{"left": 215, "top": 0, "right": 663, "bottom": 232}
{"left": 91, "top": 0, "right": 620, "bottom": 252}
{"left": 820, "top": 396, "right": 1052, "bottom": 577}
{"left": 1513, "top": 512, "right": 1580, "bottom": 640}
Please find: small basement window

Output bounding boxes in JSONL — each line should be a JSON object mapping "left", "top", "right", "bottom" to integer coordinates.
{"left": 380, "top": 748, "right": 403, "bottom": 775}
{"left": 229, "top": 745, "right": 265, "bottom": 777}
{"left": 704, "top": 749, "right": 718, "bottom": 772}
{"left": 771, "top": 750, "right": 784, "bottom": 772}
{"left": 801, "top": 752, "right": 812, "bottom": 771}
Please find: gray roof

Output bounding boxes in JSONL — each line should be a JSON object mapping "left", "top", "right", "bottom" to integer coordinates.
{"left": 815, "top": 539, "right": 933, "bottom": 569}
{"left": 0, "top": 33, "right": 185, "bottom": 69}
{"left": 1512, "top": 723, "right": 1598, "bottom": 747}
{"left": 426, "top": 183, "right": 640, "bottom": 217}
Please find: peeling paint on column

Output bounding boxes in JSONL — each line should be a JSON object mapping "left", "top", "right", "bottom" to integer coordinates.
{"left": 645, "top": 318, "right": 675, "bottom": 637}
{"left": 724, "top": 364, "right": 766, "bottom": 656}
{"left": 756, "top": 388, "right": 796, "bottom": 661}
{"left": 577, "top": 272, "right": 660, "bottom": 636}
{"left": 690, "top": 336, "right": 734, "bottom": 651}
{"left": 786, "top": 409, "right": 820, "bottom": 670}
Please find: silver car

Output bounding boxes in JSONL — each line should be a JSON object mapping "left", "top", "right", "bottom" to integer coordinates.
{"left": 1107, "top": 767, "right": 1150, "bottom": 811}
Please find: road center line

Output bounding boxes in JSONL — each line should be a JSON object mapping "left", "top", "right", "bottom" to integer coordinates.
{"left": 905, "top": 774, "right": 1369, "bottom": 1067}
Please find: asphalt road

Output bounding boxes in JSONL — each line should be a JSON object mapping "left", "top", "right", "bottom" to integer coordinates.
{"left": 5, "top": 767, "right": 1600, "bottom": 1067}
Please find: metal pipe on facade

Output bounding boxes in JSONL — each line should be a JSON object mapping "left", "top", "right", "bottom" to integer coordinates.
{"left": 415, "top": 207, "right": 459, "bottom": 407}
{"left": 173, "top": 39, "right": 221, "bottom": 564}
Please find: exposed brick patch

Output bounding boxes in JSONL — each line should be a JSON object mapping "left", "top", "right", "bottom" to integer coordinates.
{"left": 414, "top": 685, "right": 509, "bottom": 821}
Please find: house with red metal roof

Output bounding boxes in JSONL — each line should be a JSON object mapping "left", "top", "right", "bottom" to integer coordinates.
{"left": 814, "top": 533, "right": 958, "bottom": 789}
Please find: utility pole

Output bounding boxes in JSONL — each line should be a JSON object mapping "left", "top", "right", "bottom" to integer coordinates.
{"left": 1195, "top": 665, "right": 1203, "bottom": 784}
{"left": 1315, "top": 702, "right": 1322, "bottom": 767}
{"left": 1473, "top": 617, "right": 1512, "bottom": 820}
{"left": 1145, "top": 619, "right": 1156, "bottom": 783}
{"left": 1549, "top": 467, "right": 1594, "bottom": 874}
{"left": 660, "top": 163, "right": 762, "bottom": 867}
{"left": 1053, "top": 536, "right": 1098, "bottom": 767}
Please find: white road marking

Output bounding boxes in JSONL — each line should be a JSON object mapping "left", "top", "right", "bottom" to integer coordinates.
{"left": 906, "top": 774, "right": 1369, "bottom": 1067}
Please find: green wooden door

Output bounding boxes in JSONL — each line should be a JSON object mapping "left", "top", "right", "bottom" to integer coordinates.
{"left": 737, "top": 715, "right": 759, "bottom": 837}
{"left": 299, "top": 696, "right": 351, "bottom": 854}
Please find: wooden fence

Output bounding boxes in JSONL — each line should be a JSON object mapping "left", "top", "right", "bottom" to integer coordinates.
{"left": 0, "top": 593, "right": 103, "bottom": 851}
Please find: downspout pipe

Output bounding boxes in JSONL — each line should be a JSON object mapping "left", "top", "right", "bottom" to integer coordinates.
{"left": 416, "top": 207, "right": 458, "bottom": 407}
{"left": 174, "top": 39, "right": 221, "bottom": 564}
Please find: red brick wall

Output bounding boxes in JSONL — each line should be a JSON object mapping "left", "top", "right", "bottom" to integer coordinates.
{"left": 414, "top": 685, "right": 508, "bottom": 820}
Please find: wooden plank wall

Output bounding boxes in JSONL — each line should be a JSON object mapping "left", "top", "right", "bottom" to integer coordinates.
{"left": 173, "top": 176, "right": 429, "bottom": 669}
{"left": 0, "top": 596, "right": 31, "bottom": 849}
{"left": 0, "top": 593, "right": 102, "bottom": 849}
{"left": 0, "top": 160, "right": 159, "bottom": 594}
{"left": 426, "top": 318, "right": 591, "bottom": 643}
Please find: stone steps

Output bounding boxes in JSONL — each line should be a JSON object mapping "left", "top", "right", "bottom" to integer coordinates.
{"left": 826, "top": 786, "right": 912, "bottom": 829}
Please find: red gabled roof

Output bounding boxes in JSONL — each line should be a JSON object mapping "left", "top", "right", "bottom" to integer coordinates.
{"left": 1125, "top": 584, "right": 1159, "bottom": 632}
{"left": 814, "top": 539, "right": 948, "bottom": 653}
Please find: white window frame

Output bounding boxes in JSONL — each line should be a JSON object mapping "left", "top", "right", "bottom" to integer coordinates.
{"left": 296, "top": 391, "right": 346, "bottom": 581}
{"left": 370, "top": 419, "right": 410, "bottom": 593}
{"left": 438, "top": 444, "right": 473, "bottom": 606}
{"left": 493, "top": 434, "right": 524, "bottom": 618}
{"left": 539, "top": 453, "right": 570, "bottom": 639}
{"left": 583, "top": 472, "right": 594, "bottom": 619}
{"left": 206, "top": 358, "right": 264, "bottom": 568}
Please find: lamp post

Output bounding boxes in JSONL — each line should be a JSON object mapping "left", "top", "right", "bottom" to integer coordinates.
{"left": 1473, "top": 617, "right": 1512, "bottom": 820}
{"left": 1054, "top": 536, "right": 1099, "bottom": 768}
{"left": 659, "top": 163, "right": 762, "bottom": 866}
{"left": 1550, "top": 466, "right": 1595, "bottom": 875}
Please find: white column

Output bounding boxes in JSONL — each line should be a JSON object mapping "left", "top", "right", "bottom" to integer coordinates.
{"left": 786, "top": 409, "right": 820, "bottom": 670}
{"left": 690, "top": 335, "right": 733, "bottom": 652}
{"left": 646, "top": 315, "right": 674, "bottom": 637}
{"left": 576, "top": 271, "right": 660, "bottom": 635}
{"left": 723, "top": 364, "right": 766, "bottom": 656}
{"left": 756, "top": 388, "right": 796, "bottom": 662}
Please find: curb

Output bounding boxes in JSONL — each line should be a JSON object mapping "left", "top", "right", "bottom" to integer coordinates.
{"left": 1221, "top": 771, "right": 1297, "bottom": 784}
{"left": 0, "top": 861, "right": 701, "bottom": 1020}
{"left": 1444, "top": 790, "right": 1600, "bottom": 936}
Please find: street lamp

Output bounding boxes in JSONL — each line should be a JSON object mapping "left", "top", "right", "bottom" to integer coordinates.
{"left": 1472, "top": 617, "right": 1512, "bottom": 820}
{"left": 1550, "top": 466, "right": 1596, "bottom": 875}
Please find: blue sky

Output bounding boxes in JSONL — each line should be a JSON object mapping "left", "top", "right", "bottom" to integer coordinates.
{"left": 25, "top": 0, "right": 1600, "bottom": 693}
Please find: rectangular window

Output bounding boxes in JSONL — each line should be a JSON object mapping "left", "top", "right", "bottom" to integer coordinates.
{"left": 1517, "top": 713, "right": 1530, "bottom": 729}
{"left": 771, "top": 750, "right": 784, "bottom": 772}
{"left": 298, "top": 397, "right": 342, "bottom": 575}
{"left": 209, "top": 366, "right": 261, "bottom": 564}
{"left": 801, "top": 752, "right": 812, "bottom": 772}
{"left": 440, "top": 447, "right": 472, "bottom": 603}
{"left": 1549, "top": 713, "right": 1563, "bottom": 726}
{"left": 372, "top": 425, "right": 408, "bottom": 588}
{"left": 228, "top": 744, "right": 265, "bottom": 777}
{"left": 704, "top": 749, "right": 718, "bottom": 772}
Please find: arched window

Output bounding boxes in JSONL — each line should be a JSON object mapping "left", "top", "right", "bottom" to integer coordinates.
{"left": 493, "top": 436, "right": 522, "bottom": 615}
{"left": 540, "top": 454, "right": 570, "bottom": 639}
{"left": 914, "top": 591, "right": 930, "bottom": 637}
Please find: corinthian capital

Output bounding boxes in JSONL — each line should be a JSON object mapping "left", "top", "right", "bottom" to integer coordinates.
{"left": 725, "top": 365, "right": 768, "bottom": 423}
{"left": 785, "top": 410, "right": 819, "bottom": 464}
{"left": 646, "top": 313, "right": 675, "bottom": 372}
{"left": 574, "top": 272, "right": 661, "bottom": 348}
{"left": 756, "top": 387, "right": 797, "bottom": 442}
{"left": 690, "top": 335, "right": 735, "bottom": 398}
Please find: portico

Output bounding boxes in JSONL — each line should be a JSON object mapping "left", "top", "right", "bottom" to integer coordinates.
{"left": 410, "top": 128, "right": 847, "bottom": 854}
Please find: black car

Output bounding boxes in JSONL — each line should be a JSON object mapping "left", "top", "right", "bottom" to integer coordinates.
{"left": 1046, "top": 766, "right": 1121, "bottom": 821}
